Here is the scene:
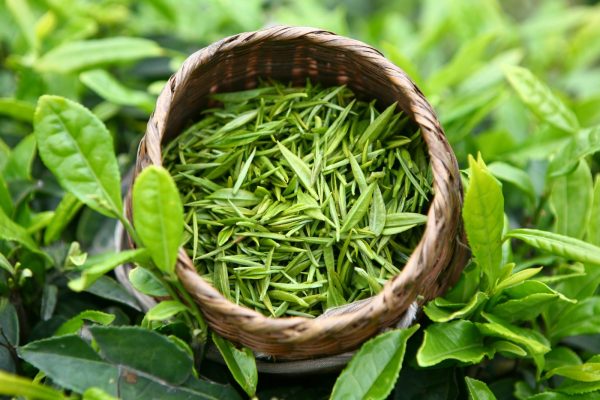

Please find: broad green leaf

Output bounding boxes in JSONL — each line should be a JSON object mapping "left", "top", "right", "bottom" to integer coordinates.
{"left": 85, "top": 276, "right": 142, "bottom": 311}
{"left": 0, "top": 98, "right": 35, "bottom": 122}
{"left": 0, "top": 206, "right": 40, "bottom": 253}
{"left": 145, "top": 300, "right": 188, "bottom": 321}
{"left": 444, "top": 263, "right": 481, "bottom": 303}
{"left": 129, "top": 266, "right": 169, "bottom": 297}
{"left": 54, "top": 310, "right": 115, "bottom": 336}
{"left": 491, "top": 293, "right": 563, "bottom": 322}
{"left": 2, "top": 134, "right": 36, "bottom": 181}
{"left": 0, "top": 370, "right": 65, "bottom": 400}
{"left": 80, "top": 69, "right": 155, "bottom": 113}
{"left": 587, "top": 176, "right": 600, "bottom": 246}
{"left": 493, "top": 340, "right": 527, "bottom": 357}
{"left": 0, "top": 301, "right": 19, "bottom": 373}
{"left": 487, "top": 161, "right": 536, "bottom": 202}
{"left": 212, "top": 333, "right": 257, "bottom": 397}
{"left": 549, "top": 297, "right": 600, "bottom": 340}
{"left": 417, "top": 320, "right": 490, "bottom": 367}
{"left": 18, "top": 327, "right": 240, "bottom": 399}
{"left": 548, "top": 126, "right": 600, "bottom": 177}
{"left": 331, "top": 325, "right": 419, "bottom": 400}
{"left": 5, "top": 0, "right": 38, "bottom": 52}
{"left": 132, "top": 165, "right": 184, "bottom": 275}
{"left": 34, "top": 95, "right": 123, "bottom": 217}
{"left": 0, "top": 174, "right": 12, "bottom": 216}
{"left": 36, "top": 37, "right": 163, "bottom": 73}
{"left": 277, "top": 141, "right": 318, "bottom": 198}
{"left": 545, "top": 347, "right": 582, "bottom": 371}
{"left": 465, "top": 377, "right": 497, "bottom": 400}
{"left": 424, "top": 291, "right": 488, "bottom": 322}
{"left": 546, "top": 363, "right": 600, "bottom": 382}
{"left": 68, "top": 249, "right": 148, "bottom": 292}
{"left": 340, "top": 183, "right": 375, "bottom": 233}
{"left": 44, "top": 193, "right": 84, "bottom": 244}
{"left": 463, "top": 155, "right": 504, "bottom": 288}
{"left": 478, "top": 313, "right": 550, "bottom": 356}
{"left": 505, "top": 229, "right": 600, "bottom": 265}
{"left": 504, "top": 65, "right": 579, "bottom": 134}
{"left": 549, "top": 160, "right": 593, "bottom": 239}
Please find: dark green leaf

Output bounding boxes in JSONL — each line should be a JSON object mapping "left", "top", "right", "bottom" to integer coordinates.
{"left": 331, "top": 325, "right": 419, "bottom": 400}
{"left": 212, "top": 333, "right": 257, "bottom": 397}
{"left": 44, "top": 193, "right": 84, "bottom": 245}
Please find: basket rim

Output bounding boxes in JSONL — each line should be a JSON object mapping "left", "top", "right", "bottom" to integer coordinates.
{"left": 128, "top": 24, "right": 468, "bottom": 358}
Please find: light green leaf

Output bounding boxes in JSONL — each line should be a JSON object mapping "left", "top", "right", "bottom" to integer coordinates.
{"left": 2, "top": 134, "right": 36, "bottom": 182}
{"left": 505, "top": 229, "right": 600, "bottom": 265}
{"left": 549, "top": 160, "right": 593, "bottom": 239}
{"left": 145, "top": 300, "right": 188, "bottom": 321}
{"left": 548, "top": 126, "right": 600, "bottom": 177}
{"left": 0, "top": 174, "right": 12, "bottom": 217}
{"left": 356, "top": 103, "right": 397, "bottom": 149}
{"left": 212, "top": 333, "right": 257, "bottom": 397}
{"left": 54, "top": 310, "right": 115, "bottom": 336}
{"left": 0, "top": 370, "right": 65, "bottom": 400}
{"left": 37, "top": 37, "right": 163, "bottom": 73}
{"left": 478, "top": 313, "right": 550, "bottom": 356}
{"left": 487, "top": 161, "right": 536, "bottom": 202}
{"left": 83, "top": 387, "right": 118, "bottom": 400}
{"left": 340, "top": 183, "right": 375, "bottom": 233}
{"left": 587, "top": 176, "right": 600, "bottom": 246}
{"left": 277, "top": 141, "right": 318, "bottom": 198}
{"left": 504, "top": 65, "right": 579, "bottom": 134}
{"left": 463, "top": 154, "right": 504, "bottom": 288}
{"left": 34, "top": 95, "right": 123, "bottom": 217}
{"left": 417, "top": 320, "right": 490, "bottom": 367}
{"left": 492, "top": 340, "right": 527, "bottom": 357}
{"left": 6, "top": 0, "right": 38, "bottom": 52}
{"left": 0, "top": 206, "right": 40, "bottom": 253}
{"left": 44, "top": 193, "right": 84, "bottom": 245}
{"left": 549, "top": 296, "right": 600, "bottom": 340}
{"left": 129, "top": 266, "right": 169, "bottom": 297}
{"left": 495, "top": 267, "right": 543, "bottom": 292}
{"left": 465, "top": 377, "right": 497, "bottom": 400}
{"left": 331, "top": 325, "right": 419, "bottom": 400}
{"left": 0, "top": 98, "right": 35, "bottom": 122}
{"left": 546, "top": 363, "right": 600, "bottom": 382}
{"left": 424, "top": 291, "right": 488, "bottom": 322}
{"left": 133, "top": 165, "right": 184, "bottom": 275}
{"left": 68, "top": 249, "right": 148, "bottom": 292}
{"left": 369, "top": 185, "right": 386, "bottom": 236}
{"left": 80, "top": 69, "right": 155, "bottom": 113}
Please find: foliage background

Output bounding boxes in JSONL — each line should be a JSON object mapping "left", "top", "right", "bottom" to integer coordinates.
{"left": 2, "top": 0, "right": 600, "bottom": 399}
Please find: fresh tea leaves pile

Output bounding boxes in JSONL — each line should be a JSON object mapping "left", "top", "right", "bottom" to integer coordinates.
{"left": 162, "top": 81, "right": 432, "bottom": 317}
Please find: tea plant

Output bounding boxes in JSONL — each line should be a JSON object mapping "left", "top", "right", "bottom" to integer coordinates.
{"left": 1, "top": 1, "right": 600, "bottom": 399}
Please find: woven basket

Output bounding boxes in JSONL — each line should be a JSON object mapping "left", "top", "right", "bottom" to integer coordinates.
{"left": 126, "top": 25, "right": 469, "bottom": 360}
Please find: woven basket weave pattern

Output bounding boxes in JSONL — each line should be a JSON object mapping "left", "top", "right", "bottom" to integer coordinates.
{"left": 128, "top": 25, "right": 469, "bottom": 359}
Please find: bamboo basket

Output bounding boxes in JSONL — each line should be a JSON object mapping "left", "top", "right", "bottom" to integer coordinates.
{"left": 125, "top": 25, "right": 469, "bottom": 360}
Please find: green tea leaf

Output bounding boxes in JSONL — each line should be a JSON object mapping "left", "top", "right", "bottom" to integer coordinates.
{"left": 0, "top": 206, "right": 40, "bottom": 253}
{"left": 548, "top": 126, "right": 600, "bottom": 177}
{"left": 83, "top": 387, "right": 117, "bottom": 400}
{"left": 369, "top": 185, "right": 386, "bottom": 236}
{"left": 129, "top": 266, "right": 169, "bottom": 297}
{"left": 37, "top": 37, "right": 163, "bottom": 73}
{"left": 487, "top": 161, "right": 536, "bottom": 202}
{"left": 80, "top": 69, "right": 155, "bottom": 113}
{"left": 417, "top": 320, "right": 490, "bottom": 367}
{"left": 356, "top": 103, "right": 396, "bottom": 149}
{"left": 277, "top": 141, "right": 318, "bottom": 198}
{"left": 55, "top": 310, "right": 115, "bottom": 336}
{"left": 0, "top": 370, "right": 65, "bottom": 400}
{"left": 505, "top": 229, "right": 600, "bottom": 265}
{"left": 331, "top": 325, "right": 419, "bottom": 400}
{"left": 463, "top": 155, "right": 504, "bottom": 288}
{"left": 34, "top": 95, "right": 123, "bottom": 217}
{"left": 85, "top": 276, "right": 142, "bottom": 311}
{"left": 549, "top": 160, "right": 593, "bottom": 239}
{"left": 44, "top": 193, "right": 84, "bottom": 245}
{"left": 478, "top": 313, "right": 550, "bottom": 356}
{"left": 0, "top": 98, "right": 35, "bottom": 122}
{"left": 546, "top": 363, "right": 600, "bottom": 382}
{"left": 504, "top": 65, "right": 579, "bottom": 133}
{"left": 133, "top": 165, "right": 184, "bottom": 275}
{"left": 68, "top": 249, "right": 148, "bottom": 292}
{"left": 145, "top": 300, "right": 188, "bottom": 321}
{"left": 465, "top": 377, "right": 497, "bottom": 400}
{"left": 212, "top": 333, "right": 257, "bottom": 397}
{"left": 495, "top": 267, "right": 543, "bottom": 292}
{"left": 340, "top": 183, "right": 375, "bottom": 233}
{"left": 424, "top": 291, "right": 488, "bottom": 322}
{"left": 549, "top": 297, "right": 600, "bottom": 340}
{"left": 5, "top": 0, "right": 38, "bottom": 52}
{"left": 2, "top": 134, "right": 36, "bottom": 182}
{"left": 587, "top": 176, "right": 600, "bottom": 246}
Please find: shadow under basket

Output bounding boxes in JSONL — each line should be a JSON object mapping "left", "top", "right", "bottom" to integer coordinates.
{"left": 125, "top": 25, "right": 470, "bottom": 361}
